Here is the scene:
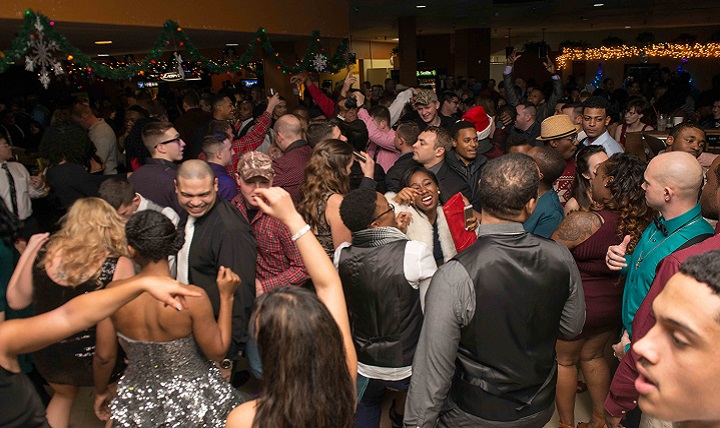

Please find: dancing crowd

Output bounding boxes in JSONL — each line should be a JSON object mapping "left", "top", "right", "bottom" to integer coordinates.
{"left": 2, "top": 50, "right": 720, "bottom": 428}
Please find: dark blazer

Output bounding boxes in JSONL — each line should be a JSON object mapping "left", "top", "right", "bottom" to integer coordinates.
{"left": 183, "top": 198, "right": 257, "bottom": 359}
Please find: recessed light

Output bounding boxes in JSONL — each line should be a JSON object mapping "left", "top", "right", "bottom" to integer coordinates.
{"left": 94, "top": 40, "right": 112, "bottom": 45}
{"left": 225, "top": 43, "right": 239, "bottom": 47}
{"left": 97, "top": 53, "right": 109, "bottom": 57}
{"left": 593, "top": 3, "right": 604, "bottom": 6}
{"left": 625, "top": 25, "right": 631, "bottom": 29}
{"left": 416, "top": 4, "right": 426, "bottom": 8}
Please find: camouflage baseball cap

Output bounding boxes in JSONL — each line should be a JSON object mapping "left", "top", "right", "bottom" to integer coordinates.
{"left": 237, "top": 151, "right": 274, "bottom": 181}
{"left": 414, "top": 89, "right": 439, "bottom": 106}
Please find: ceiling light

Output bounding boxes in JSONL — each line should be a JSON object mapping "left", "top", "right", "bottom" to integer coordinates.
{"left": 94, "top": 40, "right": 112, "bottom": 45}
{"left": 416, "top": 4, "right": 426, "bottom": 8}
{"left": 97, "top": 53, "right": 109, "bottom": 57}
{"left": 593, "top": 3, "right": 604, "bottom": 6}
{"left": 625, "top": 25, "right": 631, "bottom": 29}
{"left": 392, "top": 38, "right": 399, "bottom": 41}
{"left": 225, "top": 43, "right": 239, "bottom": 46}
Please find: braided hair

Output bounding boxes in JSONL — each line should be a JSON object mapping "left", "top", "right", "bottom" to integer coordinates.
{"left": 125, "top": 211, "right": 184, "bottom": 264}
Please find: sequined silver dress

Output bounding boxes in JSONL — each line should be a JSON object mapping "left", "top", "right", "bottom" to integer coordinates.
{"left": 111, "top": 333, "right": 243, "bottom": 428}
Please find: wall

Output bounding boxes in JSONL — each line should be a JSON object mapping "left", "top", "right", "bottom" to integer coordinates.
{"left": 2, "top": 0, "right": 349, "bottom": 37}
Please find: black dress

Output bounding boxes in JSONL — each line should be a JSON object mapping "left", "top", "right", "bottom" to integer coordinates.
{"left": 31, "top": 248, "right": 125, "bottom": 386}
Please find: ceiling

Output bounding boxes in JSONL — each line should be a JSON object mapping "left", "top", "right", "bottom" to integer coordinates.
{"left": 1, "top": 1, "right": 720, "bottom": 58}
{"left": 349, "top": 0, "right": 720, "bottom": 44}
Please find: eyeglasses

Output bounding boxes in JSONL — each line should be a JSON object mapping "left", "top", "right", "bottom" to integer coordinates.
{"left": 370, "top": 204, "right": 395, "bottom": 224}
{"left": 155, "top": 137, "right": 181, "bottom": 149}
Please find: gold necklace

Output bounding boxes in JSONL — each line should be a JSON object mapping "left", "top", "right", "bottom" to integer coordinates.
{"left": 634, "top": 218, "right": 701, "bottom": 269}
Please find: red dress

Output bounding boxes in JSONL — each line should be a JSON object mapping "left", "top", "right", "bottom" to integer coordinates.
{"left": 568, "top": 210, "right": 624, "bottom": 339}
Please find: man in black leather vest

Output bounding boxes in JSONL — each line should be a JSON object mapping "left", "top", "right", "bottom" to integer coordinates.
{"left": 335, "top": 187, "right": 436, "bottom": 428}
{"left": 404, "top": 153, "right": 585, "bottom": 428}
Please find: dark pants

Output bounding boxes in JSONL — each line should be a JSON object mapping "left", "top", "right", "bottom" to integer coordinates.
{"left": 355, "top": 375, "right": 410, "bottom": 428}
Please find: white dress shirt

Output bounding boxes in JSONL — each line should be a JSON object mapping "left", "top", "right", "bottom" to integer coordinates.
{"left": 0, "top": 160, "right": 46, "bottom": 220}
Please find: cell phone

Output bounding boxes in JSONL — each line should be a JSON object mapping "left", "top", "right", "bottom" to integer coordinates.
{"left": 268, "top": 88, "right": 276, "bottom": 96}
{"left": 352, "top": 150, "right": 367, "bottom": 162}
{"left": 505, "top": 46, "right": 514, "bottom": 57}
{"left": 463, "top": 204, "right": 474, "bottom": 225}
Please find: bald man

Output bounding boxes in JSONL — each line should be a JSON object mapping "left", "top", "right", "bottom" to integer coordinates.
{"left": 175, "top": 160, "right": 257, "bottom": 376}
{"left": 271, "top": 114, "right": 312, "bottom": 204}
{"left": 604, "top": 154, "right": 720, "bottom": 428}
{"left": 605, "top": 152, "right": 713, "bottom": 382}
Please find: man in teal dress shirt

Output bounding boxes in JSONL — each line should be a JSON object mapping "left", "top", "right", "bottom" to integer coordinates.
{"left": 606, "top": 152, "right": 713, "bottom": 348}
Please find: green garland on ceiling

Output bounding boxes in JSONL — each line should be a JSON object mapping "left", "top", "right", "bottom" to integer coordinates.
{"left": 0, "top": 10, "right": 351, "bottom": 81}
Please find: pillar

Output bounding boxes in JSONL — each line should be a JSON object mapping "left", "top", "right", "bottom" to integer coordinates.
{"left": 454, "top": 28, "right": 491, "bottom": 80}
{"left": 398, "top": 16, "right": 417, "bottom": 86}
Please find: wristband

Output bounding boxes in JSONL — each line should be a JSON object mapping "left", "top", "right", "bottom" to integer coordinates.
{"left": 291, "top": 224, "right": 311, "bottom": 242}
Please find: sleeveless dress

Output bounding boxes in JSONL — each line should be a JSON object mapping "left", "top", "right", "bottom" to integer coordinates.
{"left": 31, "top": 249, "right": 125, "bottom": 385}
{"left": 567, "top": 210, "right": 624, "bottom": 339}
{"left": 111, "top": 333, "right": 244, "bottom": 428}
{"left": 315, "top": 193, "right": 335, "bottom": 259}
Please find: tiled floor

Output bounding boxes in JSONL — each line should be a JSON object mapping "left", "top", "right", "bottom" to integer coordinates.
{"left": 67, "top": 370, "right": 595, "bottom": 428}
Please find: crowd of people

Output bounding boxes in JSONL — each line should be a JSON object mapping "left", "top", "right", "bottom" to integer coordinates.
{"left": 2, "top": 50, "right": 720, "bottom": 428}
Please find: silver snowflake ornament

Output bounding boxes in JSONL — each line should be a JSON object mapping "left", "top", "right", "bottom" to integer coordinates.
{"left": 311, "top": 53, "right": 327, "bottom": 72}
{"left": 24, "top": 16, "right": 64, "bottom": 89}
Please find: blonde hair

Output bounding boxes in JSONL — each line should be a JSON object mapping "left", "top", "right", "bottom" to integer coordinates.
{"left": 41, "top": 197, "right": 128, "bottom": 286}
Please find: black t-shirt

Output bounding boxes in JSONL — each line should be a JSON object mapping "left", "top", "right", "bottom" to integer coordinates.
{"left": 0, "top": 365, "right": 50, "bottom": 427}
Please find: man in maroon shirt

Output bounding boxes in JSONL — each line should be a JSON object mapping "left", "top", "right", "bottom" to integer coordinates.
{"left": 604, "top": 155, "right": 720, "bottom": 428}
{"left": 271, "top": 114, "right": 311, "bottom": 205}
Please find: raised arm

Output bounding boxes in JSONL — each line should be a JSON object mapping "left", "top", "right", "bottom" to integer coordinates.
{"left": 190, "top": 266, "right": 241, "bottom": 362}
{"left": 253, "top": 187, "right": 357, "bottom": 380}
{"left": 0, "top": 276, "right": 200, "bottom": 362}
{"left": 6, "top": 232, "right": 49, "bottom": 310}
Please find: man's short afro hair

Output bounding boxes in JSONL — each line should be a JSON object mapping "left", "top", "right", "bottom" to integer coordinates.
{"left": 339, "top": 187, "right": 378, "bottom": 233}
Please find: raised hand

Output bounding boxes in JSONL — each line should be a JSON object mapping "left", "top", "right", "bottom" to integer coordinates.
{"left": 216, "top": 266, "right": 241, "bottom": 298}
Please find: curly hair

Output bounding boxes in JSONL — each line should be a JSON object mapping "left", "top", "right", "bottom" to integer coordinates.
{"left": 571, "top": 145, "right": 607, "bottom": 210}
{"left": 252, "top": 286, "right": 355, "bottom": 428}
{"left": 125, "top": 211, "right": 184, "bottom": 265}
{"left": 39, "top": 120, "right": 95, "bottom": 167}
{"left": 40, "top": 197, "right": 128, "bottom": 286}
{"left": 602, "top": 153, "right": 657, "bottom": 253}
{"left": 298, "top": 139, "right": 353, "bottom": 231}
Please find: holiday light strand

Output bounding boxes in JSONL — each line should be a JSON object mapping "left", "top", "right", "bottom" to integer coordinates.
{"left": 0, "top": 10, "right": 351, "bottom": 83}
{"left": 556, "top": 42, "right": 720, "bottom": 69}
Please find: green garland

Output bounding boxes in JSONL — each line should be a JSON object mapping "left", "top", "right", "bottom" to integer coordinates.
{"left": 0, "top": 10, "right": 351, "bottom": 80}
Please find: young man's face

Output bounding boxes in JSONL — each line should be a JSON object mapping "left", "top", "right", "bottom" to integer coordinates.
{"left": 176, "top": 175, "right": 217, "bottom": 218}
{"left": 667, "top": 127, "right": 706, "bottom": 159}
{"left": 416, "top": 102, "right": 439, "bottom": 124}
{"left": 452, "top": 127, "right": 479, "bottom": 164}
{"left": 582, "top": 107, "right": 610, "bottom": 138}
{"left": 238, "top": 176, "right": 272, "bottom": 208}
{"left": 633, "top": 273, "right": 720, "bottom": 424}
{"left": 412, "top": 131, "right": 440, "bottom": 165}
{"left": 0, "top": 137, "right": 12, "bottom": 162}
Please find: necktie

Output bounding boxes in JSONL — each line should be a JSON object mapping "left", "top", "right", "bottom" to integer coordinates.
{"left": 2, "top": 163, "right": 18, "bottom": 217}
{"left": 176, "top": 216, "right": 195, "bottom": 284}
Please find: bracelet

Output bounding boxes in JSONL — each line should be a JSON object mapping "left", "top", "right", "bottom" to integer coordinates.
{"left": 291, "top": 224, "right": 312, "bottom": 242}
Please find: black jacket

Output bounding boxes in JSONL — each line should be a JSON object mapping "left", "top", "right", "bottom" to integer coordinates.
{"left": 444, "top": 150, "right": 486, "bottom": 211}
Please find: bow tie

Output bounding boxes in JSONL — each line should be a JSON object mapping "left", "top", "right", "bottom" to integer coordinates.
{"left": 654, "top": 218, "right": 669, "bottom": 236}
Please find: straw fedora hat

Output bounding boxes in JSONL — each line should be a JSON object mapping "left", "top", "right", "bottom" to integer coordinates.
{"left": 537, "top": 114, "right": 578, "bottom": 141}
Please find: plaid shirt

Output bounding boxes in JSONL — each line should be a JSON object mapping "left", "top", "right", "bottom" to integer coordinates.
{"left": 227, "top": 111, "right": 273, "bottom": 173}
{"left": 232, "top": 194, "right": 309, "bottom": 294}
{"left": 272, "top": 140, "right": 312, "bottom": 205}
